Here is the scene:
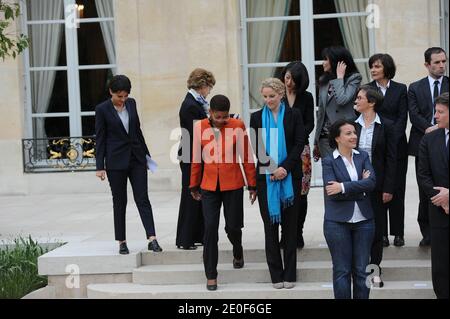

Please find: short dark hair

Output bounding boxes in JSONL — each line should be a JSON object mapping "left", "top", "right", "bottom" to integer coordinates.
{"left": 210, "top": 94, "right": 230, "bottom": 112}
{"left": 357, "top": 85, "right": 384, "bottom": 112}
{"left": 280, "top": 61, "right": 310, "bottom": 95}
{"left": 368, "top": 53, "right": 397, "bottom": 79}
{"left": 319, "top": 46, "right": 359, "bottom": 86}
{"left": 424, "top": 47, "right": 446, "bottom": 64}
{"left": 435, "top": 92, "right": 449, "bottom": 108}
{"left": 328, "top": 119, "right": 357, "bottom": 149}
{"left": 109, "top": 75, "right": 132, "bottom": 93}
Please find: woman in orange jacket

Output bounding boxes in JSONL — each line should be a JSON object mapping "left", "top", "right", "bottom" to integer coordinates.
{"left": 190, "top": 94, "right": 257, "bottom": 291}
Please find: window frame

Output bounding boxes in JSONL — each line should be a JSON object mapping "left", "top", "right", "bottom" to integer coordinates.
{"left": 239, "top": 0, "right": 376, "bottom": 186}
{"left": 20, "top": 0, "right": 117, "bottom": 139}
{"left": 441, "top": 0, "right": 449, "bottom": 76}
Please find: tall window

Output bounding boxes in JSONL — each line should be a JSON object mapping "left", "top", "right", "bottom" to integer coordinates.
{"left": 441, "top": 0, "right": 449, "bottom": 76}
{"left": 240, "top": 0, "right": 375, "bottom": 184}
{"left": 21, "top": 0, "right": 116, "bottom": 140}
{"left": 240, "top": 0, "right": 374, "bottom": 118}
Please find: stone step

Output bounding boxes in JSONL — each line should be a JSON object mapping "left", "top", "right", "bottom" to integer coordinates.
{"left": 133, "top": 259, "right": 431, "bottom": 285}
{"left": 142, "top": 245, "right": 431, "bottom": 266}
{"left": 87, "top": 281, "right": 435, "bottom": 299}
{"left": 38, "top": 241, "right": 142, "bottom": 276}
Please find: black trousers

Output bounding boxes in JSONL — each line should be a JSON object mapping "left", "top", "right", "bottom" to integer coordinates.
{"left": 280, "top": 194, "right": 307, "bottom": 244}
{"left": 415, "top": 157, "right": 430, "bottom": 239}
{"left": 370, "top": 191, "right": 385, "bottom": 267}
{"left": 383, "top": 156, "right": 408, "bottom": 236}
{"left": 176, "top": 163, "right": 204, "bottom": 247}
{"left": 298, "top": 194, "right": 308, "bottom": 236}
{"left": 430, "top": 226, "right": 449, "bottom": 299}
{"left": 201, "top": 187, "right": 244, "bottom": 280}
{"left": 106, "top": 155, "right": 156, "bottom": 241}
{"left": 257, "top": 178, "right": 300, "bottom": 283}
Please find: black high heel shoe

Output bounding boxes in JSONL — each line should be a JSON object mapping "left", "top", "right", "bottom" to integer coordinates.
{"left": 206, "top": 279, "right": 217, "bottom": 291}
{"left": 119, "top": 242, "right": 129, "bottom": 255}
{"left": 393, "top": 236, "right": 405, "bottom": 247}
{"left": 148, "top": 239, "right": 163, "bottom": 252}
{"left": 233, "top": 257, "right": 244, "bottom": 269}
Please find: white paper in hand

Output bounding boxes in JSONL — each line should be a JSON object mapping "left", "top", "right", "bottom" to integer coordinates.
{"left": 146, "top": 155, "right": 158, "bottom": 173}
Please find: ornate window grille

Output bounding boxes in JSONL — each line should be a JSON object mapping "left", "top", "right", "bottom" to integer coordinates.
{"left": 22, "top": 136, "right": 96, "bottom": 173}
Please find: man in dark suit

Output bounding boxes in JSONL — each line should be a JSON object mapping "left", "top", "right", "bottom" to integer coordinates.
{"left": 418, "top": 93, "right": 449, "bottom": 299}
{"left": 408, "top": 47, "right": 449, "bottom": 246}
{"left": 95, "top": 75, "right": 162, "bottom": 255}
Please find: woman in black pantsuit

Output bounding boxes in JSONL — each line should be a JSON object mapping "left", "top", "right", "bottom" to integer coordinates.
{"left": 250, "top": 78, "right": 305, "bottom": 289}
{"left": 95, "top": 75, "right": 163, "bottom": 255}
{"left": 367, "top": 53, "right": 409, "bottom": 247}
{"left": 176, "top": 68, "right": 216, "bottom": 250}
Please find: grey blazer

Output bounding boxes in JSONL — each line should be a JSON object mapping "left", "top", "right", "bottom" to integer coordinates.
{"left": 314, "top": 73, "right": 362, "bottom": 144}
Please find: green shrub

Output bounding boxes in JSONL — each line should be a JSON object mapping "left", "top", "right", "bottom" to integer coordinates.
{"left": 0, "top": 236, "right": 57, "bottom": 299}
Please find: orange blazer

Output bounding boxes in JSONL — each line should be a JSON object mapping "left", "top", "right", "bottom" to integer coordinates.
{"left": 190, "top": 118, "right": 256, "bottom": 192}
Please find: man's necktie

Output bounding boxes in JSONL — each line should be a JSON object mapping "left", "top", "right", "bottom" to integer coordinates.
{"left": 433, "top": 80, "right": 439, "bottom": 124}
{"left": 433, "top": 80, "right": 440, "bottom": 101}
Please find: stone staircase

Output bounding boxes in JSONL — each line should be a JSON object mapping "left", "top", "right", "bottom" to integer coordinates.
{"left": 84, "top": 244, "right": 435, "bottom": 299}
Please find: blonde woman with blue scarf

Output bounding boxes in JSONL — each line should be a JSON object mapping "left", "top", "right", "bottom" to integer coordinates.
{"left": 250, "top": 78, "right": 306, "bottom": 289}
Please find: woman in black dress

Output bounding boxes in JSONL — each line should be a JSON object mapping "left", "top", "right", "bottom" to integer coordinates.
{"left": 176, "top": 68, "right": 216, "bottom": 250}
{"left": 280, "top": 61, "right": 314, "bottom": 248}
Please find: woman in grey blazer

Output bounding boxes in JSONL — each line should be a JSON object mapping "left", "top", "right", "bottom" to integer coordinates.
{"left": 314, "top": 46, "right": 362, "bottom": 161}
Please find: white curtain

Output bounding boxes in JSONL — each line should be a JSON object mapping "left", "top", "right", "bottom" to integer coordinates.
{"left": 95, "top": 0, "right": 116, "bottom": 74}
{"left": 29, "top": 0, "right": 64, "bottom": 139}
{"left": 247, "top": 0, "right": 291, "bottom": 108}
{"left": 334, "top": 0, "right": 370, "bottom": 84}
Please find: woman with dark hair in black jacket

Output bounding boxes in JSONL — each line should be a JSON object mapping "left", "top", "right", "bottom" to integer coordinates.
{"left": 280, "top": 61, "right": 314, "bottom": 249}
{"left": 367, "top": 53, "right": 408, "bottom": 248}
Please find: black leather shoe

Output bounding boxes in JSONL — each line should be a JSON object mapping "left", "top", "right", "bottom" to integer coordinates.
{"left": 233, "top": 257, "right": 244, "bottom": 269}
{"left": 119, "top": 242, "right": 129, "bottom": 255}
{"left": 419, "top": 238, "right": 431, "bottom": 247}
{"left": 393, "top": 236, "right": 405, "bottom": 247}
{"left": 148, "top": 239, "right": 163, "bottom": 252}
{"left": 206, "top": 280, "right": 217, "bottom": 291}
{"left": 382, "top": 236, "right": 390, "bottom": 247}
{"left": 177, "top": 245, "right": 197, "bottom": 250}
{"left": 297, "top": 235, "right": 305, "bottom": 249}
